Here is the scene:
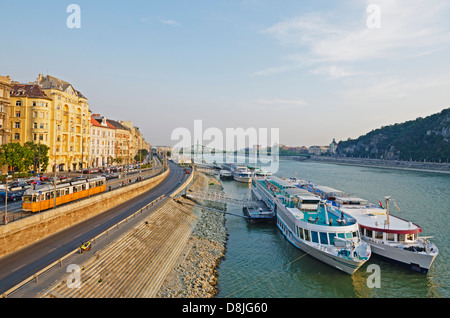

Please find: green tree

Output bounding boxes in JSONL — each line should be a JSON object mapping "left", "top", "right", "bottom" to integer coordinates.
{"left": 24, "top": 141, "right": 50, "bottom": 173}
{"left": 0, "top": 143, "right": 34, "bottom": 173}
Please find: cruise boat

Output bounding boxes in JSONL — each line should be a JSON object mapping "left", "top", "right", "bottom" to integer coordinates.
{"left": 222, "top": 163, "right": 253, "bottom": 183}
{"left": 248, "top": 166, "right": 273, "bottom": 177}
{"left": 303, "top": 183, "right": 439, "bottom": 274}
{"left": 329, "top": 196, "right": 438, "bottom": 274}
{"left": 219, "top": 170, "right": 233, "bottom": 180}
{"left": 252, "top": 176, "right": 371, "bottom": 274}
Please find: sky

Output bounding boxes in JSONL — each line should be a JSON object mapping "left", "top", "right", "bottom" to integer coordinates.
{"left": 1, "top": 0, "right": 449, "bottom": 148}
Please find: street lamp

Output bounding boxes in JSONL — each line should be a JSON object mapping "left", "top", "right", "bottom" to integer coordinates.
{"left": 3, "top": 174, "right": 12, "bottom": 224}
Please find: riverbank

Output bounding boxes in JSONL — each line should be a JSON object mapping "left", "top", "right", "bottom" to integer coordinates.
{"left": 156, "top": 173, "right": 227, "bottom": 298}
{"left": 301, "top": 156, "right": 450, "bottom": 174}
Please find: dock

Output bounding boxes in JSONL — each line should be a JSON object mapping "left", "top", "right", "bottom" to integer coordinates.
{"left": 242, "top": 200, "right": 276, "bottom": 224}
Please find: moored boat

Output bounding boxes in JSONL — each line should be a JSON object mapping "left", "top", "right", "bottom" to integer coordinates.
{"left": 252, "top": 176, "right": 371, "bottom": 274}
{"left": 328, "top": 195, "right": 439, "bottom": 274}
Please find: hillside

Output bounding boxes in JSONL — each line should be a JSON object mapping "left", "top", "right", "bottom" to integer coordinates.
{"left": 337, "top": 108, "right": 450, "bottom": 162}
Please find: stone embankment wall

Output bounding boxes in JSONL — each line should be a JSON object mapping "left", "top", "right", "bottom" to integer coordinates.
{"left": 156, "top": 174, "right": 227, "bottom": 298}
{"left": 0, "top": 169, "right": 169, "bottom": 259}
{"left": 302, "top": 156, "right": 450, "bottom": 173}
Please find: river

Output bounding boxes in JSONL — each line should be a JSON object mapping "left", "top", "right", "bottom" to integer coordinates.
{"left": 213, "top": 158, "right": 448, "bottom": 298}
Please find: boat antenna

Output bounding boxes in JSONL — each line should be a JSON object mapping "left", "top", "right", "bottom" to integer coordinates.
{"left": 385, "top": 196, "right": 391, "bottom": 226}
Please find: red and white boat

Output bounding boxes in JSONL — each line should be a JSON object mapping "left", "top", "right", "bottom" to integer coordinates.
{"left": 327, "top": 195, "right": 439, "bottom": 274}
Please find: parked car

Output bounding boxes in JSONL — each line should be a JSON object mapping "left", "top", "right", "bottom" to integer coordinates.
{"left": 1, "top": 190, "right": 25, "bottom": 202}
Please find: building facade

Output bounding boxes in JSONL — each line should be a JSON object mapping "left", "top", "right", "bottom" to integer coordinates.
{"left": 9, "top": 84, "right": 53, "bottom": 150}
{"left": 0, "top": 75, "right": 11, "bottom": 145}
{"left": 90, "top": 116, "right": 116, "bottom": 168}
{"left": 35, "top": 74, "right": 91, "bottom": 172}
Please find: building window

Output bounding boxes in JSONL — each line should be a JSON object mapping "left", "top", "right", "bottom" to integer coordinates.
{"left": 15, "top": 111, "right": 21, "bottom": 117}
{"left": 14, "top": 133, "right": 20, "bottom": 140}
{"left": 33, "top": 123, "right": 37, "bottom": 129}
{"left": 16, "top": 100, "right": 22, "bottom": 106}
{"left": 14, "top": 122, "right": 20, "bottom": 128}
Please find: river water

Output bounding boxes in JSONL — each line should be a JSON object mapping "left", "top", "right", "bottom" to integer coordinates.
{"left": 212, "top": 158, "right": 449, "bottom": 298}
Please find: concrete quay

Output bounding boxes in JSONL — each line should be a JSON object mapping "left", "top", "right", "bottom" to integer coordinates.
{"left": 300, "top": 156, "right": 450, "bottom": 174}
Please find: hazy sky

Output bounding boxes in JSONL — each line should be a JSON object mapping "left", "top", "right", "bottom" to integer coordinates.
{"left": 1, "top": 0, "right": 449, "bottom": 147}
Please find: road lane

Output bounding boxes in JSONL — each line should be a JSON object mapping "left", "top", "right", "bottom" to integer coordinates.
{"left": 0, "top": 161, "right": 188, "bottom": 295}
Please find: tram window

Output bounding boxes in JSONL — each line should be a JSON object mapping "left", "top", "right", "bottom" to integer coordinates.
{"left": 90, "top": 183, "right": 95, "bottom": 188}
{"left": 82, "top": 184, "right": 86, "bottom": 191}
{"left": 311, "top": 231, "right": 319, "bottom": 243}
{"left": 387, "top": 233, "right": 396, "bottom": 241}
{"left": 56, "top": 190, "right": 60, "bottom": 197}
{"left": 73, "top": 186, "right": 77, "bottom": 193}
{"left": 23, "top": 195, "right": 32, "bottom": 203}
{"left": 45, "top": 192, "right": 50, "bottom": 200}
{"left": 65, "top": 189, "right": 70, "bottom": 195}
{"left": 50, "top": 192, "right": 54, "bottom": 199}
{"left": 329, "top": 233, "right": 336, "bottom": 245}
{"left": 319, "top": 232, "right": 329, "bottom": 245}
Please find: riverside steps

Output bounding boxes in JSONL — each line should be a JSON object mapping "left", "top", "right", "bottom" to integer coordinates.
{"left": 38, "top": 172, "right": 227, "bottom": 298}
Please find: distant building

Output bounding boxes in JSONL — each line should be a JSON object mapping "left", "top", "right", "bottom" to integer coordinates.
{"left": 329, "top": 138, "right": 338, "bottom": 154}
{"left": 0, "top": 75, "right": 11, "bottom": 145}
{"left": 308, "top": 145, "right": 329, "bottom": 155}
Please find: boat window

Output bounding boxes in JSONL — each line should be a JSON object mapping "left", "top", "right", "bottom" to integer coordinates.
{"left": 304, "top": 229, "right": 310, "bottom": 241}
{"left": 337, "top": 233, "right": 345, "bottom": 240}
{"left": 329, "top": 233, "right": 336, "bottom": 245}
{"left": 398, "top": 234, "right": 405, "bottom": 242}
{"left": 366, "top": 229, "right": 373, "bottom": 238}
{"left": 352, "top": 231, "right": 358, "bottom": 238}
{"left": 311, "top": 231, "right": 319, "bottom": 243}
{"left": 375, "top": 232, "right": 383, "bottom": 239}
{"left": 406, "top": 234, "right": 414, "bottom": 241}
{"left": 319, "top": 232, "right": 329, "bottom": 245}
{"left": 345, "top": 232, "right": 352, "bottom": 239}
{"left": 387, "top": 233, "right": 396, "bottom": 241}
{"left": 299, "top": 227, "right": 304, "bottom": 239}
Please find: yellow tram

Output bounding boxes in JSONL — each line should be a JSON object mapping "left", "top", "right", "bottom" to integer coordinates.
{"left": 22, "top": 176, "right": 106, "bottom": 212}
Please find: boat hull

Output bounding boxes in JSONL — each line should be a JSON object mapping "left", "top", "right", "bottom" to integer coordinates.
{"left": 277, "top": 222, "right": 366, "bottom": 275}
{"left": 365, "top": 239, "right": 438, "bottom": 274}
{"left": 234, "top": 176, "right": 252, "bottom": 183}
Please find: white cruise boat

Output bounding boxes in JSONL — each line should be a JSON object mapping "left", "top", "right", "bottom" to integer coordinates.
{"left": 252, "top": 176, "right": 371, "bottom": 274}
{"left": 222, "top": 163, "right": 253, "bottom": 183}
{"left": 328, "top": 196, "right": 438, "bottom": 274}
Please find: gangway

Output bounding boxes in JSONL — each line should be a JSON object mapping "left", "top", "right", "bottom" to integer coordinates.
{"left": 183, "top": 189, "right": 260, "bottom": 208}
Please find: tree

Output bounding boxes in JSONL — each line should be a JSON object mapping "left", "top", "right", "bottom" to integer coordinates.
{"left": 0, "top": 143, "right": 34, "bottom": 173}
{"left": 24, "top": 141, "right": 50, "bottom": 173}
{"left": 134, "top": 149, "right": 149, "bottom": 162}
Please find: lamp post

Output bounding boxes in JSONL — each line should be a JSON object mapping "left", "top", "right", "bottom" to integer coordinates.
{"left": 4, "top": 174, "right": 12, "bottom": 224}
